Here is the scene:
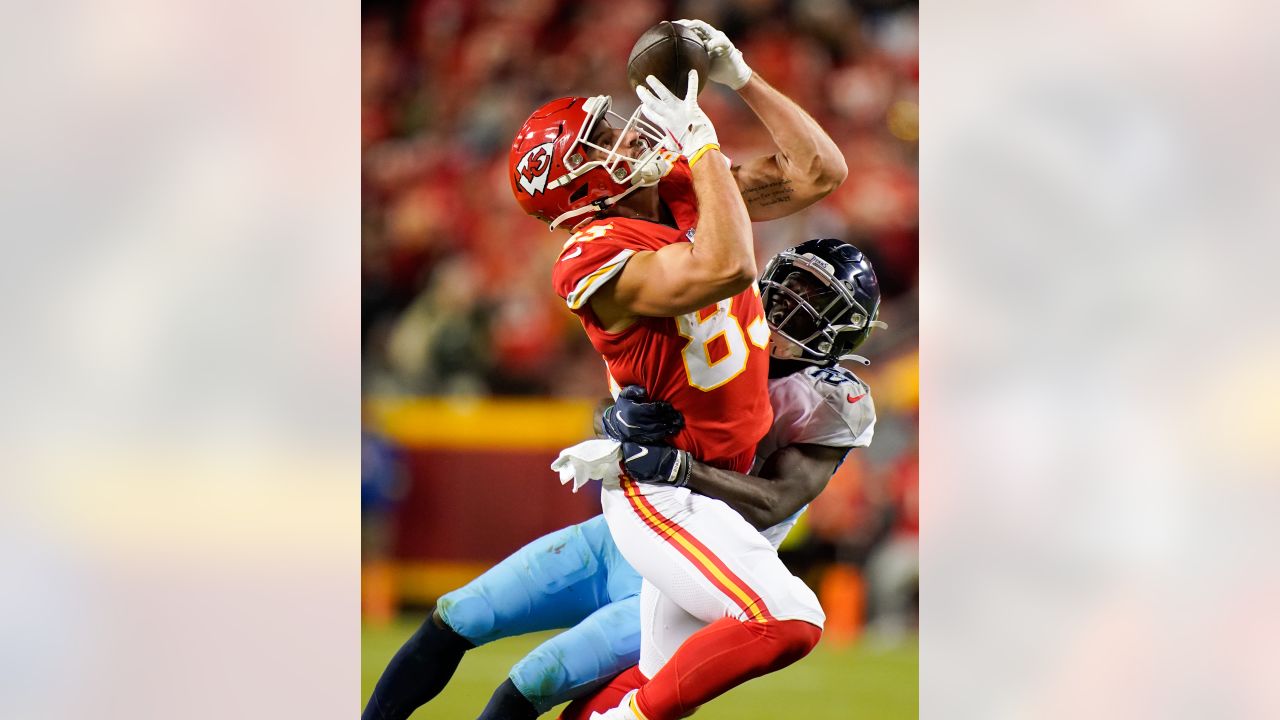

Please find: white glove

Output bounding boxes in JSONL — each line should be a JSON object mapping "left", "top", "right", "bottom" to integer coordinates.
{"left": 635, "top": 71, "right": 720, "bottom": 167}
{"left": 675, "top": 19, "right": 752, "bottom": 90}
{"left": 551, "top": 438, "right": 622, "bottom": 493}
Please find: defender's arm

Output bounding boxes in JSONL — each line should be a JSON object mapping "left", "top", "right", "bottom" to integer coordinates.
{"left": 685, "top": 443, "right": 847, "bottom": 530}
{"left": 602, "top": 386, "right": 851, "bottom": 529}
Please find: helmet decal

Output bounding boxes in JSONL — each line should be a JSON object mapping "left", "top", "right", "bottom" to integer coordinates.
{"left": 508, "top": 96, "right": 671, "bottom": 230}
{"left": 515, "top": 142, "right": 555, "bottom": 195}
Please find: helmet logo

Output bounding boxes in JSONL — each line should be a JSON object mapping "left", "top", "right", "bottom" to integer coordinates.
{"left": 516, "top": 142, "right": 554, "bottom": 195}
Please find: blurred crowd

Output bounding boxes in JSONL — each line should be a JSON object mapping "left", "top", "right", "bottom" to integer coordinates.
{"left": 363, "top": 0, "right": 917, "bottom": 396}
{"left": 363, "top": 0, "right": 918, "bottom": 634}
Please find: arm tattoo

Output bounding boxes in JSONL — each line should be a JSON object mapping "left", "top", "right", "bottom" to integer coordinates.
{"left": 740, "top": 178, "right": 795, "bottom": 208}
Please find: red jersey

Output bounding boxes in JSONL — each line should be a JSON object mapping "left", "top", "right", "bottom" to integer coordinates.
{"left": 551, "top": 160, "right": 772, "bottom": 473}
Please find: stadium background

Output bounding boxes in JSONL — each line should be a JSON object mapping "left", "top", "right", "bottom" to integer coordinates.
{"left": 361, "top": 0, "right": 918, "bottom": 716}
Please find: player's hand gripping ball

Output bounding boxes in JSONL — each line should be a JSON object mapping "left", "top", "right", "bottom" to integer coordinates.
{"left": 674, "top": 19, "right": 753, "bottom": 90}
{"left": 627, "top": 21, "right": 710, "bottom": 99}
{"left": 601, "top": 385, "right": 685, "bottom": 444}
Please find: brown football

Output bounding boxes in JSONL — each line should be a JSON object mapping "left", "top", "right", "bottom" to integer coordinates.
{"left": 626, "top": 21, "right": 710, "bottom": 99}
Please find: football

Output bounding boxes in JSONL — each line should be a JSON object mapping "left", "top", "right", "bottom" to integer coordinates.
{"left": 626, "top": 21, "right": 710, "bottom": 99}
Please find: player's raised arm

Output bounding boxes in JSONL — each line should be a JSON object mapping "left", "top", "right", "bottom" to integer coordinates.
{"left": 676, "top": 19, "right": 849, "bottom": 222}
{"left": 590, "top": 71, "right": 757, "bottom": 321}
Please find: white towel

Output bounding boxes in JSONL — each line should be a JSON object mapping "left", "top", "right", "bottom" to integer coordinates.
{"left": 550, "top": 438, "right": 622, "bottom": 493}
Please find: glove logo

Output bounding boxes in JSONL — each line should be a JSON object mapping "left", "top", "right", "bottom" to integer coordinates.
{"left": 516, "top": 142, "right": 554, "bottom": 195}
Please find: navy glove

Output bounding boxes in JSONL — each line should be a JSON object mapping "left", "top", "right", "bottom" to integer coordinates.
{"left": 621, "top": 441, "right": 691, "bottom": 488}
{"left": 601, "top": 385, "right": 684, "bottom": 444}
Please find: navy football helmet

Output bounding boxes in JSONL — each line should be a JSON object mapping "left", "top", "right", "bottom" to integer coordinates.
{"left": 759, "top": 238, "right": 886, "bottom": 366}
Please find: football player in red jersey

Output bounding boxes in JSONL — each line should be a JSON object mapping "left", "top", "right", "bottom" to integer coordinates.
{"left": 360, "top": 240, "right": 883, "bottom": 720}
{"left": 509, "top": 19, "right": 847, "bottom": 720}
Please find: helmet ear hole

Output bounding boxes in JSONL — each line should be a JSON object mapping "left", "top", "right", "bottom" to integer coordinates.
{"left": 569, "top": 183, "right": 589, "bottom": 203}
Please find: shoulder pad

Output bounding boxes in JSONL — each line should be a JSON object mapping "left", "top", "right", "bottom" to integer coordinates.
{"left": 551, "top": 222, "right": 641, "bottom": 310}
{"left": 798, "top": 365, "right": 876, "bottom": 448}
{"left": 803, "top": 364, "right": 862, "bottom": 390}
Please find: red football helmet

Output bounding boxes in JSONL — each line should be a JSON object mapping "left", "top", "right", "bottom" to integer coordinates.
{"left": 509, "top": 96, "right": 672, "bottom": 231}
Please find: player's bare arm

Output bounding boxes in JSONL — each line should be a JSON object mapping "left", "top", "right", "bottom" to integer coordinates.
{"left": 598, "top": 149, "right": 754, "bottom": 319}
{"left": 590, "top": 72, "right": 757, "bottom": 327}
{"left": 600, "top": 385, "right": 848, "bottom": 530}
{"left": 676, "top": 19, "right": 848, "bottom": 222}
{"left": 732, "top": 74, "right": 849, "bottom": 221}
{"left": 612, "top": 432, "right": 847, "bottom": 531}
{"left": 682, "top": 443, "right": 847, "bottom": 530}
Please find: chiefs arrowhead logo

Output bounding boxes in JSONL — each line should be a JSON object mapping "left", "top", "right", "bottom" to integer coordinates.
{"left": 516, "top": 142, "right": 554, "bottom": 195}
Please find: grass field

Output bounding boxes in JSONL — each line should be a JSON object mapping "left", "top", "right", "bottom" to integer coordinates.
{"left": 363, "top": 615, "right": 918, "bottom": 719}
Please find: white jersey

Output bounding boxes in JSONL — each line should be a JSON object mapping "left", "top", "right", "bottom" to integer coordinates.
{"left": 753, "top": 364, "right": 877, "bottom": 548}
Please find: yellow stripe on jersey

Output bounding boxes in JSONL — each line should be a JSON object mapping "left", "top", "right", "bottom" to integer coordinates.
{"left": 565, "top": 249, "right": 636, "bottom": 310}
{"left": 630, "top": 692, "right": 652, "bottom": 720}
{"left": 622, "top": 480, "right": 769, "bottom": 623}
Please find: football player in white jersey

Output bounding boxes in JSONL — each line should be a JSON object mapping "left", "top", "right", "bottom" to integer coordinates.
{"left": 364, "top": 238, "right": 883, "bottom": 720}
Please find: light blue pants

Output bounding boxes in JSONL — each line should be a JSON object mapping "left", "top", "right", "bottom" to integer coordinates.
{"left": 435, "top": 515, "right": 642, "bottom": 712}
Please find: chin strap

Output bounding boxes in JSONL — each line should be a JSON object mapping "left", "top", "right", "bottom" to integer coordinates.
{"left": 775, "top": 348, "right": 871, "bottom": 367}
{"left": 547, "top": 179, "right": 648, "bottom": 232}
{"left": 833, "top": 320, "right": 888, "bottom": 365}
{"left": 547, "top": 153, "right": 673, "bottom": 232}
